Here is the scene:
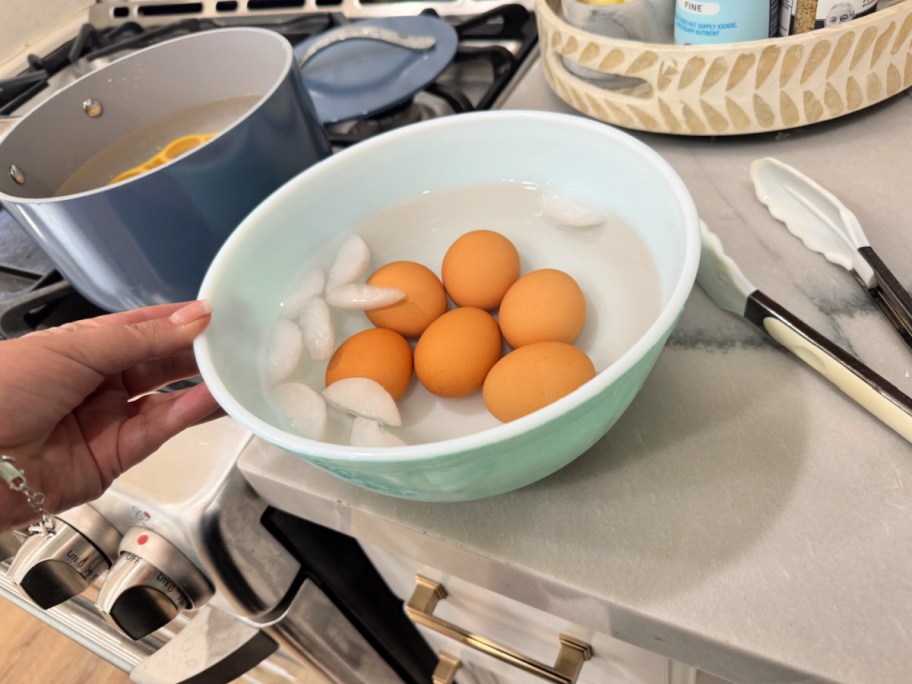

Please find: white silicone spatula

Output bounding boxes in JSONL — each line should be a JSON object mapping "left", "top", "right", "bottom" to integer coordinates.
{"left": 751, "top": 157, "right": 912, "bottom": 351}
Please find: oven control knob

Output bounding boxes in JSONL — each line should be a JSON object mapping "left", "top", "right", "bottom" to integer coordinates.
{"left": 0, "top": 528, "right": 26, "bottom": 562}
{"left": 96, "top": 527, "right": 214, "bottom": 641}
{"left": 6, "top": 505, "right": 121, "bottom": 609}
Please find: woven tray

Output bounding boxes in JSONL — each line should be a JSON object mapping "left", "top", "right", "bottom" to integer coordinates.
{"left": 536, "top": 0, "right": 912, "bottom": 134}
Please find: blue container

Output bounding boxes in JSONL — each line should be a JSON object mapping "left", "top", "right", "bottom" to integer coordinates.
{"left": 675, "top": 0, "right": 779, "bottom": 44}
{"left": 0, "top": 28, "right": 330, "bottom": 312}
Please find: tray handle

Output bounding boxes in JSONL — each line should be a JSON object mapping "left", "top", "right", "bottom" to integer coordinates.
{"left": 544, "top": 43, "right": 662, "bottom": 108}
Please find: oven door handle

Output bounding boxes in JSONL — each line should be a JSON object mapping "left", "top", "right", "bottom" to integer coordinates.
{"left": 130, "top": 605, "right": 277, "bottom": 684}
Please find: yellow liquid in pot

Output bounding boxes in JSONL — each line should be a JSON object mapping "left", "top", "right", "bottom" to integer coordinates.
{"left": 55, "top": 95, "right": 260, "bottom": 197}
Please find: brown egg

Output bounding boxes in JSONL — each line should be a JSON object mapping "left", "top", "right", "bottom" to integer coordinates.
{"left": 498, "top": 269, "right": 586, "bottom": 348}
{"left": 483, "top": 341, "right": 596, "bottom": 422}
{"left": 414, "top": 307, "right": 502, "bottom": 398}
{"left": 365, "top": 261, "right": 447, "bottom": 338}
{"left": 325, "top": 328, "right": 413, "bottom": 401}
{"left": 442, "top": 230, "right": 520, "bottom": 311}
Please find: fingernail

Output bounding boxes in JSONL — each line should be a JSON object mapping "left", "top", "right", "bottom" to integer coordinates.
{"left": 169, "top": 299, "right": 212, "bottom": 326}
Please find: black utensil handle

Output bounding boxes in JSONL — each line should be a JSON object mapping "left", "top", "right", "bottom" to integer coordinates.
{"left": 868, "top": 285, "right": 912, "bottom": 352}
{"left": 745, "top": 290, "right": 912, "bottom": 444}
{"left": 850, "top": 268, "right": 912, "bottom": 352}
{"left": 859, "top": 246, "right": 912, "bottom": 351}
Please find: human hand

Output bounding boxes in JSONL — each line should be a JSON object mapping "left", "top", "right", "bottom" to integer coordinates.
{"left": 0, "top": 300, "right": 220, "bottom": 530}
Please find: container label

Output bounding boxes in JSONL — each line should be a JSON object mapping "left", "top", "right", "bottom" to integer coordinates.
{"left": 680, "top": 1, "right": 720, "bottom": 15}
{"left": 815, "top": 0, "right": 877, "bottom": 29}
{"left": 675, "top": 0, "right": 773, "bottom": 43}
{"left": 780, "top": 0, "right": 877, "bottom": 35}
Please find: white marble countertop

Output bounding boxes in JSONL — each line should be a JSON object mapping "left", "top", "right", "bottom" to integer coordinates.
{"left": 240, "top": 58, "right": 912, "bottom": 684}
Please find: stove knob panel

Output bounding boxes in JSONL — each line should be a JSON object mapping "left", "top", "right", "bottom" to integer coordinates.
{"left": 6, "top": 505, "right": 120, "bottom": 609}
{"left": 0, "top": 528, "right": 25, "bottom": 562}
{"left": 96, "top": 527, "right": 214, "bottom": 641}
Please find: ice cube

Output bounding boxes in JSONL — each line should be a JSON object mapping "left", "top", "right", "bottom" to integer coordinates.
{"left": 266, "top": 318, "right": 304, "bottom": 384}
{"left": 325, "top": 283, "right": 405, "bottom": 310}
{"left": 274, "top": 383, "right": 328, "bottom": 440}
{"left": 299, "top": 297, "right": 335, "bottom": 361}
{"left": 540, "top": 188, "right": 605, "bottom": 228}
{"left": 323, "top": 377, "right": 402, "bottom": 427}
{"left": 279, "top": 268, "right": 325, "bottom": 319}
{"left": 350, "top": 417, "right": 406, "bottom": 447}
{"left": 326, "top": 235, "right": 371, "bottom": 291}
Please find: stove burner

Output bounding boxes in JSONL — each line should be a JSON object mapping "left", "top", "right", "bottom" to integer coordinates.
{"left": 0, "top": 214, "right": 104, "bottom": 339}
{"left": 329, "top": 98, "right": 429, "bottom": 142}
{"left": 0, "top": 274, "right": 105, "bottom": 339}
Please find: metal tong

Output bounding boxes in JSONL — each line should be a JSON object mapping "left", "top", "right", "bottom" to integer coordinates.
{"left": 751, "top": 157, "right": 912, "bottom": 351}
{"left": 698, "top": 221, "right": 912, "bottom": 445}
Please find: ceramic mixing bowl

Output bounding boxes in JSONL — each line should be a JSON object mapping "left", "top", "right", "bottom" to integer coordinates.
{"left": 194, "top": 110, "right": 700, "bottom": 502}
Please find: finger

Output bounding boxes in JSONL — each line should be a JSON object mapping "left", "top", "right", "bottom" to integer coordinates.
{"left": 38, "top": 300, "right": 213, "bottom": 379}
{"left": 121, "top": 348, "right": 201, "bottom": 397}
{"left": 128, "top": 387, "right": 224, "bottom": 422}
{"left": 37, "top": 302, "right": 194, "bottom": 336}
{"left": 116, "top": 383, "right": 222, "bottom": 472}
{"left": 199, "top": 407, "right": 228, "bottom": 423}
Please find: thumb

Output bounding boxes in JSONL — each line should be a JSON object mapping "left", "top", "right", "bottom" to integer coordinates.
{"left": 42, "top": 300, "right": 213, "bottom": 378}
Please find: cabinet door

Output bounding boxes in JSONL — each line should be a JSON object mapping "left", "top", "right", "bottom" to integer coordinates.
{"left": 360, "top": 541, "right": 671, "bottom": 684}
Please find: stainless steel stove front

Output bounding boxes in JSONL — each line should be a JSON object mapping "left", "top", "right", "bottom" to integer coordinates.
{"left": 0, "top": 418, "right": 435, "bottom": 683}
{"left": 0, "top": 560, "right": 403, "bottom": 683}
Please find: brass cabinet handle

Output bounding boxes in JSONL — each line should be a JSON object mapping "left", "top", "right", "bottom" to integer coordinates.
{"left": 406, "top": 576, "right": 592, "bottom": 684}
{"left": 433, "top": 652, "right": 461, "bottom": 684}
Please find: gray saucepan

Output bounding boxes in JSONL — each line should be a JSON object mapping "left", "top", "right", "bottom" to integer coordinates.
{"left": 0, "top": 27, "right": 331, "bottom": 312}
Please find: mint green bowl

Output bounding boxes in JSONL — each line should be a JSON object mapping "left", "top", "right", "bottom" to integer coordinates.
{"left": 194, "top": 111, "right": 700, "bottom": 502}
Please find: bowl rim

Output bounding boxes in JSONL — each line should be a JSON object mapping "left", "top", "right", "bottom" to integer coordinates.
{"left": 195, "top": 109, "right": 701, "bottom": 463}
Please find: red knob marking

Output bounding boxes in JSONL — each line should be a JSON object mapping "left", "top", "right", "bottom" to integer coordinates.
{"left": 137, "top": 534, "right": 149, "bottom": 545}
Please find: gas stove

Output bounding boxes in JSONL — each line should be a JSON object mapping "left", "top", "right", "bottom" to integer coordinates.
{"left": 0, "top": 0, "right": 538, "bottom": 338}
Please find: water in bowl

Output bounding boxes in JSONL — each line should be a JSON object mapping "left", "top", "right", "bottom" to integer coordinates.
{"left": 54, "top": 95, "right": 260, "bottom": 196}
{"left": 267, "top": 180, "right": 662, "bottom": 445}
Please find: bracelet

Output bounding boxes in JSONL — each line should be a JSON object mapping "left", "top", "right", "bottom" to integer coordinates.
{"left": 0, "top": 455, "right": 55, "bottom": 535}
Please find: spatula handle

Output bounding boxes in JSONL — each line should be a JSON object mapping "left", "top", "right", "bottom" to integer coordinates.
{"left": 858, "top": 246, "right": 912, "bottom": 353}
{"left": 745, "top": 291, "right": 912, "bottom": 444}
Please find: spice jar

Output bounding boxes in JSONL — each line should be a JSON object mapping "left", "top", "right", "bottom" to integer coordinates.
{"left": 779, "top": 0, "right": 878, "bottom": 35}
